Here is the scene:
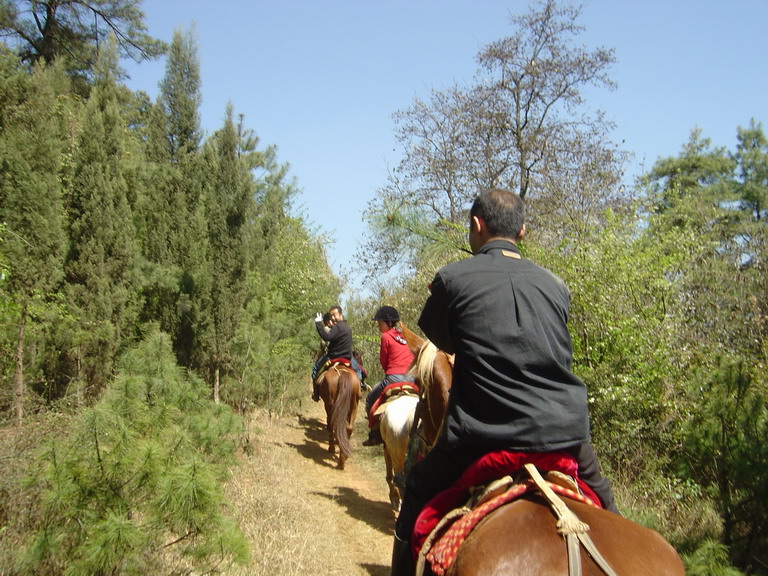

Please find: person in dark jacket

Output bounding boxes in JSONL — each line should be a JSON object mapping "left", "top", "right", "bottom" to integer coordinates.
{"left": 389, "top": 189, "right": 618, "bottom": 576}
{"left": 312, "top": 306, "right": 364, "bottom": 400}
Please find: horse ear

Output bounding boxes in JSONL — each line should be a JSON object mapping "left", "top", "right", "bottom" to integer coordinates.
{"left": 400, "top": 322, "right": 425, "bottom": 354}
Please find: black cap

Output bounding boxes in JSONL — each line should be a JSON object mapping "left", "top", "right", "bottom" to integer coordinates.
{"left": 372, "top": 306, "right": 400, "bottom": 323}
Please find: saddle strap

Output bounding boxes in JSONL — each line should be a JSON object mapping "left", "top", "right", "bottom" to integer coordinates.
{"left": 575, "top": 531, "right": 618, "bottom": 576}
{"left": 566, "top": 532, "right": 582, "bottom": 576}
{"left": 524, "top": 464, "right": 618, "bottom": 576}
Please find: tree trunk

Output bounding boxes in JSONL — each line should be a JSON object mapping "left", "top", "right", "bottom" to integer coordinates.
{"left": 13, "top": 301, "right": 27, "bottom": 425}
{"left": 213, "top": 364, "right": 220, "bottom": 404}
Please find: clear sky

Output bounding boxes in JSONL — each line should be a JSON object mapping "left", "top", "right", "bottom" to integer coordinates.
{"left": 123, "top": 0, "right": 768, "bottom": 299}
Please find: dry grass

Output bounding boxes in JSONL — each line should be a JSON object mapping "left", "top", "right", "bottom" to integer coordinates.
{"left": 0, "top": 412, "right": 74, "bottom": 574}
{"left": 225, "top": 402, "right": 394, "bottom": 576}
{"left": 0, "top": 400, "right": 396, "bottom": 576}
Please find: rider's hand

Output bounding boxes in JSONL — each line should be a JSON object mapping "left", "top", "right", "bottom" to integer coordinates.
{"left": 315, "top": 312, "right": 322, "bottom": 322}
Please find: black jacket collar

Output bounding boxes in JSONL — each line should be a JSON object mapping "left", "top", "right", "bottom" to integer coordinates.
{"left": 476, "top": 239, "right": 520, "bottom": 256}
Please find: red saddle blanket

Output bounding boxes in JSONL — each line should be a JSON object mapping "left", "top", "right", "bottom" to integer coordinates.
{"left": 314, "top": 359, "right": 351, "bottom": 384}
{"left": 412, "top": 450, "right": 601, "bottom": 558}
{"left": 368, "top": 381, "right": 419, "bottom": 425}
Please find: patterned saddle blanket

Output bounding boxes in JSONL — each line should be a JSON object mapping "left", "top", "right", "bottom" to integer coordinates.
{"left": 413, "top": 450, "right": 602, "bottom": 575}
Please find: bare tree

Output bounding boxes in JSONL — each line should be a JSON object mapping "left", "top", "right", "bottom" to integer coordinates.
{"left": 361, "top": 0, "right": 626, "bottom": 276}
{"left": 477, "top": 0, "right": 616, "bottom": 200}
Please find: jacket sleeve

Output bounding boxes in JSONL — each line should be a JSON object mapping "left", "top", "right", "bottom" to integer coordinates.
{"left": 417, "top": 272, "right": 455, "bottom": 354}
{"left": 379, "top": 333, "right": 390, "bottom": 371}
{"left": 316, "top": 321, "right": 332, "bottom": 341}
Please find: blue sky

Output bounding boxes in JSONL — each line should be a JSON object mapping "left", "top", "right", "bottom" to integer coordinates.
{"left": 123, "top": 0, "right": 768, "bottom": 297}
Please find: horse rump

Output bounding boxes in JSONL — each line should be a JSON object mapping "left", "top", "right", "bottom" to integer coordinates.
{"left": 445, "top": 495, "right": 685, "bottom": 575}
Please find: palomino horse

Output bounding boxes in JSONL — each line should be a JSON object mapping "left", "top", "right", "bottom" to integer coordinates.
{"left": 398, "top": 324, "right": 685, "bottom": 576}
{"left": 376, "top": 390, "right": 419, "bottom": 513}
{"left": 314, "top": 363, "right": 360, "bottom": 470}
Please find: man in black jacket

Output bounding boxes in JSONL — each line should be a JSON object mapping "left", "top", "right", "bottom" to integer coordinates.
{"left": 312, "top": 306, "right": 354, "bottom": 401}
{"left": 389, "top": 189, "right": 618, "bottom": 576}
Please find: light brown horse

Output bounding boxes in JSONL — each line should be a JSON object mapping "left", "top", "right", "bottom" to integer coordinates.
{"left": 399, "top": 324, "right": 686, "bottom": 576}
{"left": 401, "top": 324, "right": 452, "bottom": 449}
{"left": 315, "top": 363, "right": 360, "bottom": 470}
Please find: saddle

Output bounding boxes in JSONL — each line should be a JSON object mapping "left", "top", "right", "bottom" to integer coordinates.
{"left": 368, "top": 381, "right": 419, "bottom": 425}
{"left": 413, "top": 451, "right": 604, "bottom": 576}
{"left": 315, "top": 358, "right": 351, "bottom": 382}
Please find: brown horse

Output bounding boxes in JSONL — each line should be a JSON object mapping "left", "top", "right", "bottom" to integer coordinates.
{"left": 315, "top": 363, "right": 361, "bottom": 470}
{"left": 399, "top": 324, "right": 685, "bottom": 576}
{"left": 401, "top": 324, "right": 452, "bottom": 449}
{"left": 444, "top": 493, "right": 685, "bottom": 575}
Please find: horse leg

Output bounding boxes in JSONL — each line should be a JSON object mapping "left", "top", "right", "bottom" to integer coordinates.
{"left": 337, "top": 401, "right": 357, "bottom": 470}
{"left": 337, "top": 405, "right": 349, "bottom": 470}
{"left": 325, "top": 402, "right": 336, "bottom": 455}
{"left": 383, "top": 439, "right": 400, "bottom": 513}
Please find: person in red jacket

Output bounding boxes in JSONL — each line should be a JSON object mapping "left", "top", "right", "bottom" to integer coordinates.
{"left": 362, "top": 306, "right": 416, "bottom": 446}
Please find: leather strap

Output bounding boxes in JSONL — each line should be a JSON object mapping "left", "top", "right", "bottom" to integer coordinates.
{"left": 524, "top": 463, "right": 618, "bottom": 576}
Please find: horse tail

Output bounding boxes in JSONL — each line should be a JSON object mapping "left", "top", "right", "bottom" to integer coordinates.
{"left": 331, "top": 369, "right": 356, "bottom": 460}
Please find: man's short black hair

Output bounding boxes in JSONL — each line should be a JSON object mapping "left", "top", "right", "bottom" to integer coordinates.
{"left": 470, "top": 189, "right": 525, "bottom": 239}
{"left": 330, "top": 305, "right": 343, "bottom": 316}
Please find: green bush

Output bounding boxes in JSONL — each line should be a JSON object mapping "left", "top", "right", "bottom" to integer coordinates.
{"left": 12, "top": 331, "right": 248, "bottom": 575}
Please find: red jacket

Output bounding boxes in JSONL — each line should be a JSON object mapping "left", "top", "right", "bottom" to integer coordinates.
{"left": 380, "top": 327, "right": 415, "bottom": 375}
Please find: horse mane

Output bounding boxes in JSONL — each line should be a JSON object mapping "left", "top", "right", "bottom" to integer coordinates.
{"left": 415, "top": 342, "right": 438, "bottom": 391}
{"left": 400, "top": 322, "right": 452, "bottom": 393}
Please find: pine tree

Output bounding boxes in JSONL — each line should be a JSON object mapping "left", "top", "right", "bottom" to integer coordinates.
{"left": 63, "top": 39, "right": 139, "bottom": 395}
{"left": 0, "top": 53, "right": 68, "bottom": 423}
{"left": 734, "top": 119, "right": 768, "bottom": 223}
{"left": 0, "top": 0, "right": 165, "bottom": 86}
{"left": 158, "top": 28, "right": 202, "bottom": 160}
{"left": 16, "top": 331, "right": 248, "bottom": 574}
{"left": 135, "top": 27, "right": 210, "bottom": 368}
{"left": 201, "top": 104, "right": 255, "bottom": 402}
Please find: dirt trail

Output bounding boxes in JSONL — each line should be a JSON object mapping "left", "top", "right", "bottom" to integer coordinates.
{"left": 228, "top": 399, "right": 395, "bottom": 576}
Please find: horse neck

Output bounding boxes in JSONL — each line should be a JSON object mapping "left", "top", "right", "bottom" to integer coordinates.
{"left": 400, "top": 322, "right": 425, "bottom": 355}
